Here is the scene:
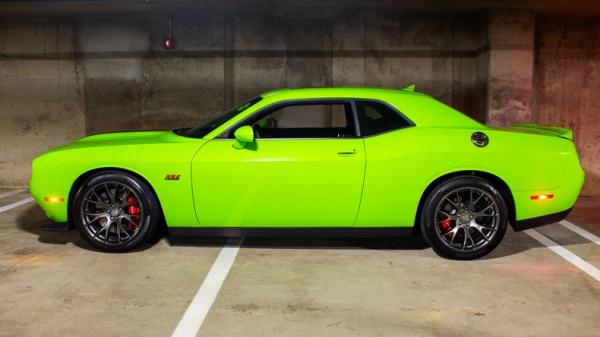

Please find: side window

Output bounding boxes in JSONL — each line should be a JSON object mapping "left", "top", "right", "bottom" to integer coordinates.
{"left": 355, "top": 101, "right": 412, "bottom": 136}
{"left": 248, "top": 102, "right": 356, "bottom": 139}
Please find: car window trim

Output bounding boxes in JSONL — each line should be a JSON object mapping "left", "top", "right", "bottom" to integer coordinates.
{"left": 216, "top": 98, "right": 361, "bottom": 139}
{"left": 216, "top": 97, "right": 415, "bottom": 140}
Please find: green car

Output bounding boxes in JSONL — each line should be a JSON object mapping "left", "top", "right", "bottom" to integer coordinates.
{"left": 29, "top": 87, "right": 584, "bottom": 259}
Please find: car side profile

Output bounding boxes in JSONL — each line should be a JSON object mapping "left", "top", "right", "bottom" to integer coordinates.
{"left": 29, "top": 87, "right": 584, "bottom": 259}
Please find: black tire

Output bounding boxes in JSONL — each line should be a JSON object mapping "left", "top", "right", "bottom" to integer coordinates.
{"left": 72, "top": 171, "right": 161, "bottom": 252}
{"left": 420, "top": 176, "right": 508, "bottom": 260}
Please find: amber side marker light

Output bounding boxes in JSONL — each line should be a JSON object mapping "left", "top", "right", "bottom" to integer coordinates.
{"left": 531, "top": 194, "right": 554, "bottom": 200}
{"left": 44, "top": 196, "right": 64, "bottom": 203}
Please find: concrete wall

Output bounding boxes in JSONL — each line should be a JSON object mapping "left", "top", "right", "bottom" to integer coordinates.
{"left": 0, "top": 12, "right": 484, "bottom": 187}
{"left": 534, "top": 16, "right": 600, "bottom": 195}
{"left": 0, "top": 18, "right": 85, "bottom": 187}
{"left": 79, "top": 14, "right": 226, "bottom": 134}
{"left": 0, "top": 11, "right": 598, "bottom": 196}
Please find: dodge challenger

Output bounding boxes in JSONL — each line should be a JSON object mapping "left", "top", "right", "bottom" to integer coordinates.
{"left": 29, "top": 87, "right": 584, "bottom": 259}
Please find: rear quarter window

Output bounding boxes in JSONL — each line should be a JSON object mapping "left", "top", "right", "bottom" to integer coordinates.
{"left": 355, "top": 100, "right": 413, "bottom": 136}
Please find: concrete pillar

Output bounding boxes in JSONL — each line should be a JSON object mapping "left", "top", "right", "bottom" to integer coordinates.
{"left": 486, "top": 10, "right": 535, "bottom": 126}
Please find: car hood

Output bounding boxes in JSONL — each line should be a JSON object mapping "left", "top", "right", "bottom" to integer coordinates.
{"left": 76, "top": 130, "right": 173, "bottom": 145}
{"left": 44, "top": 130, "right": 203, "bottom": 155}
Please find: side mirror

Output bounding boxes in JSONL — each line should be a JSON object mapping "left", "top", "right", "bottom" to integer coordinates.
{"left": 232, "top": 125, "right": 255, "bottom": 149}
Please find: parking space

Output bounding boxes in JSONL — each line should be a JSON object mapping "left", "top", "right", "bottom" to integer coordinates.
{"left": 1, "top": 190, "right": 599, "bottom": 337}
{"left": 0, "top": 192, "right": 222, "bottom": 337}
{"left": 201, "top": 229, "right": 599, "bottom": 337}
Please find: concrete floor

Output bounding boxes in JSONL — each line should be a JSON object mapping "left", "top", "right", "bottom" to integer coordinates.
{"left": 0, "top": 188, "right": 598, "bottom": 337}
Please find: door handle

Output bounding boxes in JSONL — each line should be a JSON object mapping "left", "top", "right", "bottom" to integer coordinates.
{"left": 337, "top": 149, "right": 357, "bottom": 155}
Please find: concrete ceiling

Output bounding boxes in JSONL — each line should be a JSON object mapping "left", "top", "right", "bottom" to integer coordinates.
{"left": 1, "top": 0, "right": 599, "bottom": 16}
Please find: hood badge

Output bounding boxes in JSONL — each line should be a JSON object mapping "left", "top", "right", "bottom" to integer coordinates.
{"left": 165, "top": 174, "right": 181, "bottom": 181}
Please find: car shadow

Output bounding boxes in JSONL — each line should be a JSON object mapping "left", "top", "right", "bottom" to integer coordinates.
{"left": 167, "top": 233, "right": 542, "bottom": 259}
{"left": 167, "top": 235, "right": 431, "bottom": 251}
{"left": 16, "top": 203, "right": 555, "bottom": 258}
{"left": 14, "top": 204, "right": 158, "bottom": 253}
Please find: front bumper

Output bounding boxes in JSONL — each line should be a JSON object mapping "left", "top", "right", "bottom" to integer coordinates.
{"left": 29, "top": 176, "right": 70, "bottom": 223}
{"left": 42, "top": 222, "right": 71, "bottom": 232}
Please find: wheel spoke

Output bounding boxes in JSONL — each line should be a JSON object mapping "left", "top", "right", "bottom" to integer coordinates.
{"left": 113, "top": 184, "right": 121, "bottom": 203}
{"left": 468, "top": 188, "right": 473, "bottom": 207}
{"left": 93, "top": 221, "right": 111, "bottom": 238}
{"left": 437, "top": 210, "right": 456, "bottom": 219}
{"left": 442, "top": 225, "right": 458, "bottom": 237}
{"left": 444, "top": 196, "right": 459, "bottom": 209}
{"left": 116, "top": 221, "right": 132, "bottom": 239}
{"left": 470, "top": 222, "right": 490, "bottom": 242}
{"left": 86, "top": 199, "right": 110, "bottom": 210}
{"left": 92, "top": 189, "right": 107, "bottom": 204}
{"left": 465, "top": 228, "right": 477, "bottom": 250}
{"left": 85, "top": 213, "right": 107, "bottom": 224}
{"left": 104, "top": 183, "right": 115, "bottom": 204}
{"left": 84, "top": 211, "right": 105, "bottom": 217}
{"left": 475, "top": 203, "right": 494, "bottom": 216}
{"left": 476, "top": 220, "right": 497, "bottom": 230}
{"left": 470, "top": 191, "right": 484, "bottom": 207}
{"left": 448, "top": 227, "right": 459, "bottom": 245}
{"left": 119, "top": 193, "right": 130, "bottom": 207}
{"left": 122, "top": 188, "right": 130, "bottom": 201}
{"left": 116, "top": 220, "right": 122, "bottom": 242}
{"left": 461, "top": 227, "right": 468, "bottom": 249}
{"left": 119, "top": 200, "right": 137, "bottom": 208}
{"left": 105, "top": 221, "right": 113, "bottom": 241}
{"left": 121, "top": 214, "right": 136, "bottom": 223}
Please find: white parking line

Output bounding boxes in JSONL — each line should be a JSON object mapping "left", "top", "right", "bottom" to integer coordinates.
{"left": 524, "top": 229, "right": 600, "bottom": 282}
{"left": 0, "top": 197, "right": 35, "bottom": 213}
{"left": 171, "top": 237, "right": 244, "bottom": 337}
{"left": 0, "top": 189, "right": 24, "bottom": 199}
{"left": 560, "top": 220, "right": 600, "bottom": 246}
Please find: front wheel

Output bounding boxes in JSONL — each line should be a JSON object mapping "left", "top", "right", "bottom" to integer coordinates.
{"left": 420, "top": 176, "right": 508, "bottom": 260}
{"left": 72, "top": 171, "right": 161, "bottom": 252}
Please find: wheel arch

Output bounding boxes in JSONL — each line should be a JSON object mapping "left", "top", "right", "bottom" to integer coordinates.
{"left": 68, "top": 167, "right": 165, "bottom": 228}
{"left": 413, "top": 170, "right": 516, "bottom": 235}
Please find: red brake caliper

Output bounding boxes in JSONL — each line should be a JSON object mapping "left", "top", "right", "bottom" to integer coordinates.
{"left": 126, "top": 196, "right": 140, "bottom": 231}
{"left": 438, "top": 213, "right": 453, "bottom": 232}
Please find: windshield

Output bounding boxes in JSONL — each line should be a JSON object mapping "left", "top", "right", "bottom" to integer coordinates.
{"left": 176, "top": 96, "right": 262, "bottom": 138}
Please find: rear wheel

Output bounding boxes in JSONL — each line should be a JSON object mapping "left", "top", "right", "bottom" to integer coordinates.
{"left": 72, "top": 171, "right": 161, "bottom": 252}
{"left": 420, "top": 176, "right": 508, "bottom": 260}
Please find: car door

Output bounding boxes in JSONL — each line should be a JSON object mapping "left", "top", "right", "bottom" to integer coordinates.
{"left": 191, "top": 100, "right": 365, "bottom": 227}
{"left": 352, "top": 99, "right": 417, "bottom": 227}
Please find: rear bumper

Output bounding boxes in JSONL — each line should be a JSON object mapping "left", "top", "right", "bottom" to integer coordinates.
{"left": 512, "top": 153, "right": 584, "bottom": 227}
{"left": 512, "top": 207, "right": 572, "bottom": 231}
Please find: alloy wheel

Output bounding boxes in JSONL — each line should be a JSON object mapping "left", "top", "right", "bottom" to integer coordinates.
{"left": 433, "top": 187, "right": 501, "bottom": 252}
{"left": 79, "top": 181, "right": 144, "bottom": 246}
